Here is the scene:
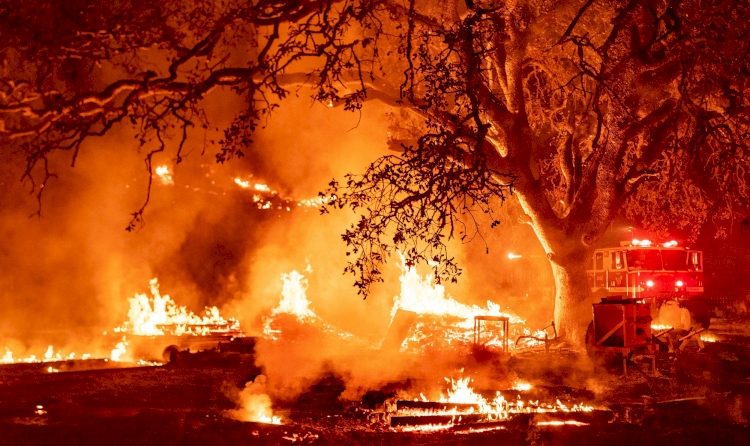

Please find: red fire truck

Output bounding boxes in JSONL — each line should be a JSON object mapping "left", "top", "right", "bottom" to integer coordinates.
{"left": 586, "top": 239, "right": 709, "bottom": 328}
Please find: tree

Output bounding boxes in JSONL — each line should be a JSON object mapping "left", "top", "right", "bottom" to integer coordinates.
{"left": 1, "top": 0, "right": 749, "bottom": 343}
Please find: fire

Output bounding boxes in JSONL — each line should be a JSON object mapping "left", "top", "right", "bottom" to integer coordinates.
{"left": 651, "top": 324, "right": 673, "bottom": 331}
{"left": 254, "top": 183, "right": 272, "bottom": 192}
{"left": 537, "top": 420, "right": 589, "bottom": 426}
{"left": 273, "top": 270, "right": 316, "bottom": 321}
{"left": 394, "top": 376, "right": 595, "bottom": 432}
{"left": 392, "top": 253, "right": 544, "bottom": 352}
{"left": 110, "top": 337, "right": 129, "bottom": 362}
{"left": 701, "top": 332, "right": 718, "bottom": 343}
{"left": 393, "top": 253, "right": 522, "bottom": 324}
{"left": 117, "top": 278, "right": 240, "bottom": 336}
{"left": 154, "top": 165, "right": 174, "bottom": 185}
{"left": 228, "top": 375, "right": 282, "bottom": 425}
{"left": 512, "top": 381, "right": 532, "bottom": 391}
{"left": 263, "top": 266, "right": 356, "bottom": 342}
{"left": 234, "top": 178, "right": 250, "bottom": 188}
{"left": 1, "top": 346, "right": 89, "bottom": 364}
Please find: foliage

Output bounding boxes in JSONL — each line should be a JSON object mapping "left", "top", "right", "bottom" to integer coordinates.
{"left": 1, "top": 0, "right": 749, "bottom": 301}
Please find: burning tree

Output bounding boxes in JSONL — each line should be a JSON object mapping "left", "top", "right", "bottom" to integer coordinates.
{"left": 1, "top": 0, "right": 749, "bottom": 342}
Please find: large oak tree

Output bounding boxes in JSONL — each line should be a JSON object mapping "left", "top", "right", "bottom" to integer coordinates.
{"left": 2, "top": 0, "right": 749, "bottom": 343}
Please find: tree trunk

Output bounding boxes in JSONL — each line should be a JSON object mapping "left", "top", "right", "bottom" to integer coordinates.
{"left": 548, "top": 259, "right": 593, "bottom": 346}
{"left": 524, "top": 214, "right": 595, "bottom": 347}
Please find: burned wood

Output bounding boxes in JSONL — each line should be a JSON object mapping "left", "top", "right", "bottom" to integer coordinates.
{"left": 390, "top": 413, "right": 489, "bottom": 427}
{"left": 395, "top": 400, "right": 480, "bottom": 412}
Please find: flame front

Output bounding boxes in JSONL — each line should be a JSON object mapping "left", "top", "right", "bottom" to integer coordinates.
{"left": 118, "top": 278, "right": 240, "bottom": 336}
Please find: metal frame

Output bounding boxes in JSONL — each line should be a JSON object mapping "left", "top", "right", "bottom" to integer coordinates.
{"left": 473, "top": 316, "right": 509, "bottom": 353}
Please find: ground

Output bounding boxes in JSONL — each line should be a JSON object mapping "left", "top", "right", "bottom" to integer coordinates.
{"left": 1, "top": 319, "right": 749, "bottom": 445}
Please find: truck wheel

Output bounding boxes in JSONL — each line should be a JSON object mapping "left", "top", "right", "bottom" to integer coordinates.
{"left": 162, "top": 345, "right": 180, "bottom": 363}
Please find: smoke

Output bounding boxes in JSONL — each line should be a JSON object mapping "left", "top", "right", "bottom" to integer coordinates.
{"left": 1, "top": 78, "right": 557, "bottom": 404}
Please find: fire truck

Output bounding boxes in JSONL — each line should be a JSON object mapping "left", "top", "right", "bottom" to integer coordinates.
{"left": 584, "top": 239, "right": 710, "bottom": 372}
{"left": 586, "top": 239, "right": 709, "bottom": 329}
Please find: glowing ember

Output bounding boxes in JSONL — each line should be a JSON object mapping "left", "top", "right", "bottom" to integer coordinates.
{"left": 512, "top": 381, "right": 533, "bottom": 391}
{"left": 155, "top": 165, "right": 174, "bottom": 185}
{"left": 234, "top": 178, "right": 251, "bottom": 188}
{"left": 254, "top": 183, "right": 273, "bottom": 193}
{"left": 117, "top": 278, "right": 240, "bottom": 336}
{"left": 651, "top": 324, "right": 673, "bottom": 331}
{"left": 537, "top": 420, "right": 589, "bottom": 426}
{"left": 701, "top": 332, "right": 718, "bottom": 343}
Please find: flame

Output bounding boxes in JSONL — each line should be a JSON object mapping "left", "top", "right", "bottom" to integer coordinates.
{"left": 393, "top": 253, "right": 522, "bottom": 324}
{"left": 273, "top": 270, "right": 316, "bottom": 320}
{"left": 234, "top": 178, "right": 251, "bottom": 188}
{"left": 1, "top": 346, "right": 90, "bottom": 364}
{"left": 651, "top": 324, "right": 673, "bottom": 331}
{"left": 391, "top": 253, "right": 539, "bottom": 352}
{"left": 228, "top": 375, "right": 282, "bottom": 425}
{"left": 512, "top": 381, "right": 532, "bottom": 391}
{"left": 155, "top": 165, "right": 174, "bottom": 185}
{"left": 537, "top": 420, "right": 589, "bottom": 426}
{"left": 262, "top": 267, "right": 357, "bottom": 342}
{"left": 118, "top": 278, "right": 240, "bottom": 336}
{"left": 110, "top": 337, "right": 129, "bottom": 362}
{"left": 701, "top": 332, "right": 718, "bottom": 343}
{"left": 394, "top": 376, "right": 594, "bottom": 432}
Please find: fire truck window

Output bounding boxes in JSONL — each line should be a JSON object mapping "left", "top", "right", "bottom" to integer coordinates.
{"left": 595, "top": 252, "right": 603, "bottom": 270}
{"left": 626, "top": 249, "right": 662, "bottom": 270}
{"left": 688, "top": 252, "right": 703, "bottom": 271}
{"left": 662, "top": 250, "right": 687, "bottom": 271}
{"left": 588, "top": 255, "right": 594, "bottom": 270}
{"left": 612, "top": 251, "right": 624, "bottom": 270}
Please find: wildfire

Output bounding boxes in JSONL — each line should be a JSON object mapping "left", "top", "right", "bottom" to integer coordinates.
{"left": 116, "top": 278, "right": 240, "bottom": 336}
{"left": 154, "top": 165, "right": 174, "bottom": 185}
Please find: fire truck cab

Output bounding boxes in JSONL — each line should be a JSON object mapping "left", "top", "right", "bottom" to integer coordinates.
{"left": 586, "top": 239, "right": 708, "bottom": 328}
